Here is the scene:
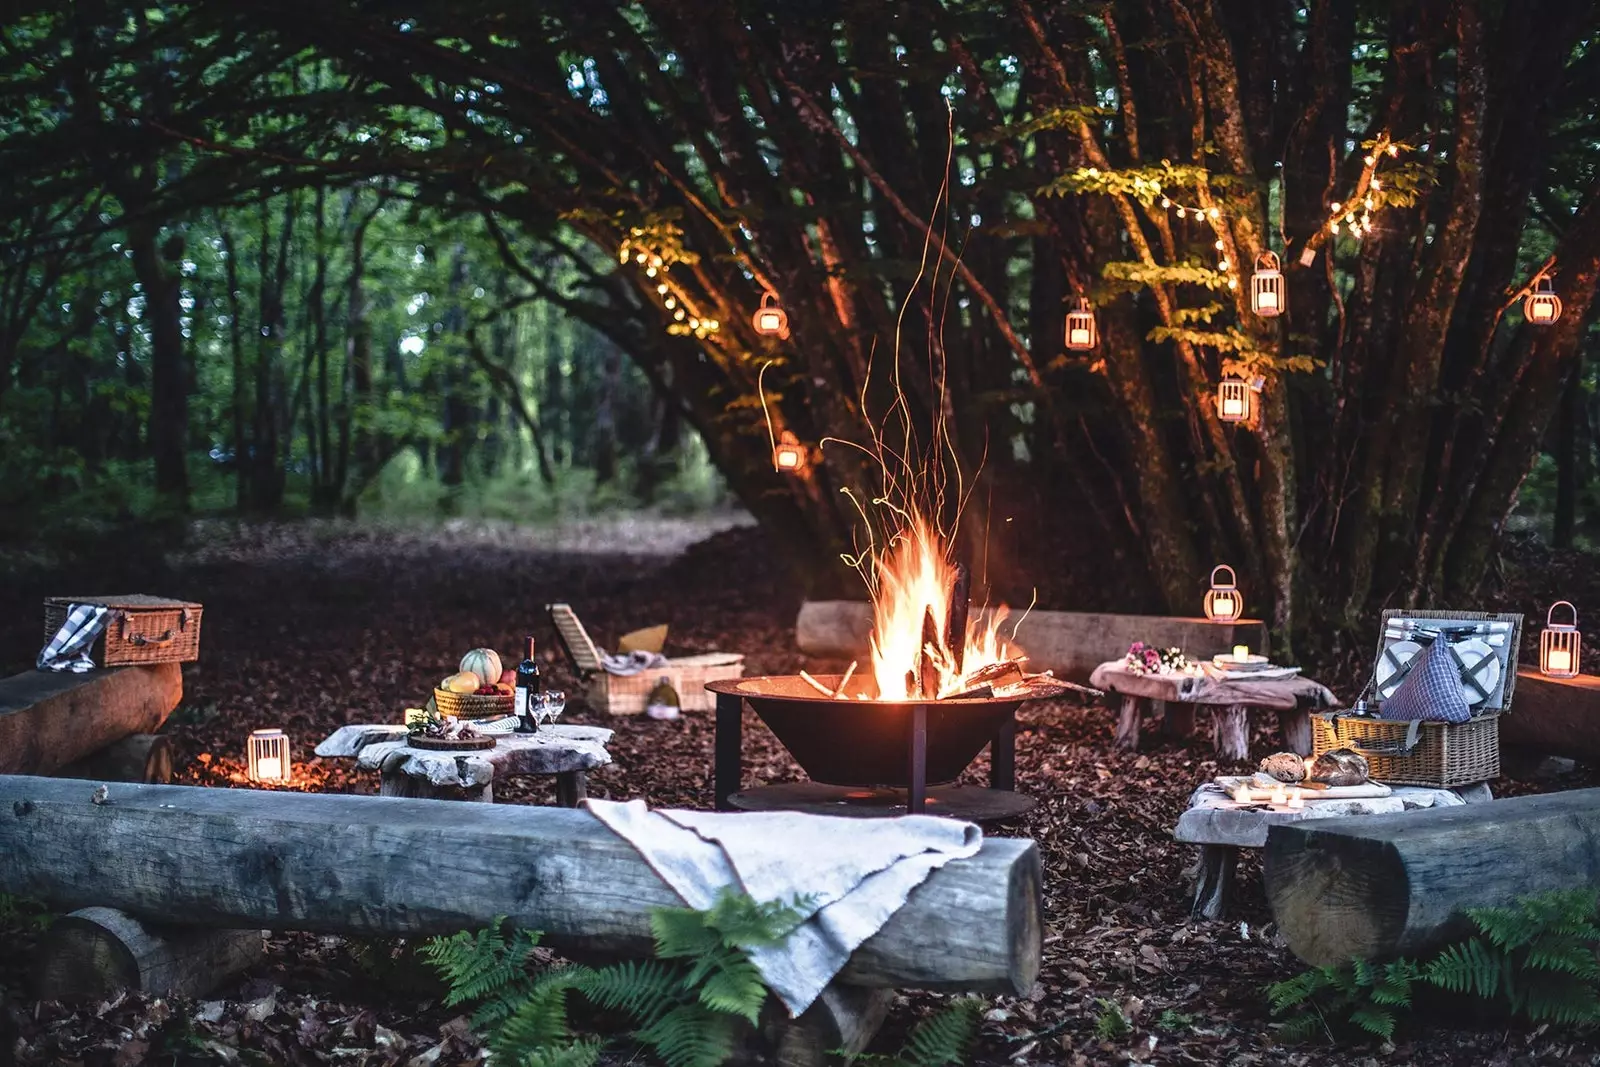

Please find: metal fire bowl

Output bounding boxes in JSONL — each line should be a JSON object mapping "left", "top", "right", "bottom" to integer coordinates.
{"left": 708, "top": 674, "right": 1067, "bottom": 789}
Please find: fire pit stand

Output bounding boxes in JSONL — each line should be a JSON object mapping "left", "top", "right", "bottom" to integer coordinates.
{"left": 710, "top": 676, "right": 1051, "bottom": 823}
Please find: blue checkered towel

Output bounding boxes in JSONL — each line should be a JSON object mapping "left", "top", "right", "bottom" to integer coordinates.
{"left": 1381, "top": 641, "right": 1471, "bottom": 723}
{"left": 37, "top": 603, "right": 111, "bottom": 673}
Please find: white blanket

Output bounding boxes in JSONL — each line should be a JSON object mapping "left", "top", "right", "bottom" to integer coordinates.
{"left": 584, "top": 799, "right": 982, "bottom": 1015}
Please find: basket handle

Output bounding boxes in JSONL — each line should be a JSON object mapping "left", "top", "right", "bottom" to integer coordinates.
{"left": 117, "top": 611, "right": 178, "bottom": 647}
{"left": 1210, "top": 564, "right": 1237, "bottom": 588}
{"left": 1549, "top": 600, "right": 1578, "bottom": 628}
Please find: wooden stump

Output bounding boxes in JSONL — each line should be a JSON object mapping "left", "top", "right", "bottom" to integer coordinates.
{"left": 1190, "top": 846, "right": 1237, "bottom": 920}
{"left": 379, "top": 772, "right": 492, "bottom": 803}
{"left": 769, "top": 985, "right": 893, "bottom": 1067}
{"left": 1276, "top": 708, "right": 1312, "bottom": 756}
{"left": 56, "top": 734, "right": 172, "bottom": 784}
{"left": 36, "top": 907, "right": 263, "bottom": 1000}
{"left": 1209, "top": 705, "right": 1251, "bottom": 761}
{"left": 1114, "top": 696, "right": 1142, "bottom": 751}
{"left": 555, "top": 770, "right": 587, "bottom": 807}
{"left": 1161, "top": 701, "right": 1195, "bottom": 739}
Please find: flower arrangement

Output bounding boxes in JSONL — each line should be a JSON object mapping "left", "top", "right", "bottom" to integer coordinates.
{"left": 1123, "top": 642, "right": 1191, "bottom": 675}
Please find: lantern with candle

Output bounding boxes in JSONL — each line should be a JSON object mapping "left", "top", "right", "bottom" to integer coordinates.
{"left": 247, "top": 728, "right": 291, "bottom": 783}
{"left": 1064, "top": 297, "right": 1097, "bottom": 351}
{"left": 752, "top": 292, "right": 790, "bottom": 339}
{"left": 1204, "top": 565, "right": 1243, "bottom": 624}
{"left": 1524, "top": 274, "right": 1563, "bottom": 326}
{"left": 1217, "top": 377, "right": 1252, "bottom": 423}
{"left": 1250, "top": 251, "right": 1285, "bottom": 317}
{"left": 1541, "top": 601, "right": 1581, "bottom": 678}
{"left": 772, "top": 430, "right": 808, "bottom": 475}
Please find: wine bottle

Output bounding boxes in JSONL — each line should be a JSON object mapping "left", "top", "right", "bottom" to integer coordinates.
{"left": 515, "top": 636, "right": 543, "bottom": 729}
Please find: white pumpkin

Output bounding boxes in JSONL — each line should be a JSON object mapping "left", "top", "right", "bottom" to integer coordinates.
{"left": 459, "top": 648, "right": 503, "bottom": 685}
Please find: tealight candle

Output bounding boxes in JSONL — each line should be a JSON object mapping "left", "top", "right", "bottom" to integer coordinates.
{"left": 1270, "top": 785, "right": 1288, "bottom": 806}
{"left": 1287, "top": 789, "right": 1304, "bottom": 810}
{"left": 1233, "top": 645, "right": 1249, "bottom": 659}
{"left": 1233, "top": 784, "right": 1253, "bottom": 804}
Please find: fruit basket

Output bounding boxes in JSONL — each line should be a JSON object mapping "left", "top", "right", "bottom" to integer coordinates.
{"left": 433, "top": 688, "right": 514, "bottom": 720}
{"left": 434, "top": 647, "right": 515, "bottom": 719}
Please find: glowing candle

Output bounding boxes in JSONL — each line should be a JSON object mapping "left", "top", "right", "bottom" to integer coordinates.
{"left": 1270, "top": 785, "right": 1288, "bottom": 806}
{"left": 1257, "top": 289, "right": 1279, "bottom": 311}
{"left": 1213, "top": 594, "right": 1235, "bottom": 618}
{"left": 1547, "top": 648, "right": 1573, "bottom": 674}
{"left": 1233, "top": 645, "right": 1249, "bottom": 659}
{"left": 1233, "top": 784, "right": 1254, "bottom": 804}
{"left": 256, "top": 756, "right": 281, "bottom": 780}
{"left": 1069, "top": 326, "right": 1092, "bottom": 347}
{"left": 759, "top": 311, "right": 782, "bottom": 332}
{"left": 1287, "top": 789, "right": 1304, "bottom": 810}
{"left": 1222, "top": 395, "right": 1245, "bottom": 419}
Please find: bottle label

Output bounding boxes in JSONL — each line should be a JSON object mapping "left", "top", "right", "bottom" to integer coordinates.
{"left": 515, "top": 687, "right": 529, "bottom": 719}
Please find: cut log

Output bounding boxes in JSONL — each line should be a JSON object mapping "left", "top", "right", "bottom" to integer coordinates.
{"left": 1277, "top": 708, "right": 1312, "bottom": 756}
{"left": 946, "top": 564, "right": 971, "bottom": 679}
{"left": 55, "top": 734, "right": 173, "bottom": 784}
{"left": 796, "top": 601, "right": 1267, "bottom": 683}
{"left": 1161, "top": 701, "right": 1194, "bottom": 738}
{"left": 1209, "top": 705, "right": 1251, "bottom": 761}
{"left": 1265, "top": 788, "right": 1600, "bottom": 966}
{"left": 1504, "top": 669, "right": 1600, "bottom": 762}
{"left": 36, "top": 907, "right": 263, "bottom": 1000}
{"left": 0, "top": 665, "right": 182, "bottom": 775}
{"left": 0, "top": 775, "right": 1042, "bottom": 995}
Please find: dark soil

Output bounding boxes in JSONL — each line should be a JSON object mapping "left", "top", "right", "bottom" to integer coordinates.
{"left": 2, "top": 517, "right": 1597, "bottom": 1066}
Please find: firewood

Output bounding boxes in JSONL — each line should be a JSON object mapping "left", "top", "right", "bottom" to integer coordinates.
{"left": 798, "top": 671, "right": 834, "bottom": 697}
{"left": 831, "top": 661, "right": 857, "bottom": 699}
{"left": 942, "top": 684, "right": 994, "bottom": 701}
{"left": 962, "top": 660, "right": 1026, "bottom": 691}
{"left": 918, "top": 608, "right": 940, "bottom": 700}
{"left": 946, "top": 564, "right": 971, "bottom": 678}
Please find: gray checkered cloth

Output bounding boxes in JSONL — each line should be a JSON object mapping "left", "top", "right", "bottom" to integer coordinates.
{"left": 1381, "top": 641, "right": 1471, "bottom": 723}
{"left": 37, "top": 603, "right": 111, "bottom": 673}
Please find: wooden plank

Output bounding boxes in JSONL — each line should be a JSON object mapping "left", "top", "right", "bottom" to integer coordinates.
{"left": 1264, "top": 788, "right": 1600, "bottom": 965}
{"left": 1504, "top": 669, "right": 1600, "bottom": 761}
{"left": 0, "top": 775, "right": 1041, "bottom": 995}
{"left": 795, "top": 601, "right": 1267, "bottom": 683}
{"left": 0, "top": 665, "right": 182, "bottom": 776}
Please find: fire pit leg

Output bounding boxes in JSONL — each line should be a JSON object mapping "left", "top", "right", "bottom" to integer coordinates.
{"left": 715, "top": 691, "right": 743, "bottom": 811}
{"left": 990, "top": 713, "right": 1016, "bottom": 793}
{"left": 908, "top": 705, "right": 928, "bottom": 814}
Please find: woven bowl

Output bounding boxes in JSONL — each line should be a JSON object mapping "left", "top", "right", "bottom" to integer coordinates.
{"left": 433, "top": 688, "right": 515, "bottom": 720}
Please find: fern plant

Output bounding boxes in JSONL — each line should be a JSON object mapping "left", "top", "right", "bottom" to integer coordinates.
{"left": 1267, "top": 958, "right": 1419, "bottom": 1043}
{"left": 845, "top": 997, "right": 983, "bottom": 1067}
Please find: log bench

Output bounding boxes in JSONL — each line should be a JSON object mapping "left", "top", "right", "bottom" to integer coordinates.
{"left": 1501, "top": 668, "right": 1600, "bottom": 763}
{"left": 795, "top": 600, "right": 1267, "bottom": 684}
{"left": 0, "top": 665, "right": 181, "bottom": 778}
{"left": 316, "top": 723, "right": 613, "bottom": 804}
{"left": 1264, "top": 788, "right": 1600, "bottom": 965}
{"left": 0, "top": 775, "right": 1039, "bottom": 1062}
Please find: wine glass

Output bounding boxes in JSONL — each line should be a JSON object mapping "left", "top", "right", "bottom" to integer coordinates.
{"left": 521, "top": 690, "right": 566, "bottom": 731}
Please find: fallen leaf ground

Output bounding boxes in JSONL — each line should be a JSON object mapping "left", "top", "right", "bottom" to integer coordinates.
{"left": 2, "top": 516, "right": 1598, "bottom": 1066}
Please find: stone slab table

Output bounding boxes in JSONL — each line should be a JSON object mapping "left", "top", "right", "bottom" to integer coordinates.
{"left": 1174, "top": 778, "right": 1494, "bottom": 920}
{"left": 1088, "top": 662, "right": 1339, "bottom": 761}
{"left": 315, "top": 723, "right": 613, "bottom": 805}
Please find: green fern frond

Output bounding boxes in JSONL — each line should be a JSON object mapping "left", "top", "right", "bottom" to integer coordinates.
{"left": 1424, "top": 939, "right": 1502, "bottom": 999}
{"left": 1093, "top": 999, "right": 1130, "bottom": 1040}
{"left": 696, "top": 958, "right": 769, "bottom": 1024}
{"left": 1517, "top": 978, "right": 1600, "bottom": 1025}
{"left": 572, "top": 959, "right": 682, "bottom": 1027}
{"left": 1348, "top": 1005, "right": 1396, "bottom": 1040}
{"left": 1524, "top": 934, "right": 1600, "bottom": 980}
{"left": 422, "top": 922, "right": 543, "bottom": 1008}
{"left": 897, "top": 998, "right": 982, "bottom": 1067}
{"left": 490, "top": 978, "right": 580, "bottom": 1062}
{"left": 1267, "top": 969, "right": 1328, "bottom": 1015}
{"left": 1350, "top": 958, "right": 1376, "bottom": 989}
{"left": 702, "top": 889, "right": 809, "bottom": 949}
{"left": 635, "top": 1004, "right": 741, "bottom": 1067}
{"left": 1274, "top": 1011, "right": 1326, "bottom": 1045}
{"left": 651, "top": 906, "right": 724, "bottom": 960}
{"left": 513, "top": 1039, "right": 604, "bottom": 1067}
{"left": 1370, "top": 960, "right": 1419, "bottom": 1007}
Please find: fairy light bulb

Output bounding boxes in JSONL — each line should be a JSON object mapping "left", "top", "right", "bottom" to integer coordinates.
{"left": 1208, "top": 208, "right": 1220, "bottom": 219}
{"left": 1161, "top": 197, "right": 1172, "bottom": 208}
{"left": 664, "top": 297, "right": 676, "bottom": 309}
{"left": 657, "top": 283, "right": 668, "bottom": 295}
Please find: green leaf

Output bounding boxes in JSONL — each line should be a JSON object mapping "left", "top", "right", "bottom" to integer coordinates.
{"left": 696, "top": 959, "right": 768, "bottom": 1024}
{"left": 897, "top": 999, "right": 982, "bottom": 1067}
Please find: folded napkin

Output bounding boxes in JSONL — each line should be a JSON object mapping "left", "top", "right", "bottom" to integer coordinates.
{"left": 600, "top": 650, "right": 670, "bottom": 676}
{"left": 37, "top": 603, "right": 111, "bottom": 673}
{"left": 583, "top": 799, "right": 982, "bottom": 1015}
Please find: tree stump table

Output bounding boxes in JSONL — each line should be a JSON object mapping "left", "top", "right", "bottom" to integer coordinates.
{"left": 315, "top": 724, "right": 613, "bottom": 805}
{"left": 1173, "top": 779, "right": 1494, "bottom": 920}
{"left": 1088, "top": 662, "right": 1338, "bottom": 761}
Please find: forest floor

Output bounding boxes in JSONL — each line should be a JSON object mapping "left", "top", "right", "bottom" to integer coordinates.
{"left": 2, "top": 515, "right": 1599, "bottom": 1067}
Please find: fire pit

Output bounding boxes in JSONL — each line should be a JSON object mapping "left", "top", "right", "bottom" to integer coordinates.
{"left": 709, "top": 672, "right": 1071, "bottom": 822}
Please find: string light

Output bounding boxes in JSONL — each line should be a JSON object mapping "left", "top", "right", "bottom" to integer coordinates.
{"left": 1324, "top": 133, "right": 1408, "bottom": 242}
{"left": 1155, "top": 189, "right": 1232, "bottom": 282}
{"left": 618, "top": 234, "right": 723, "bottom": 340}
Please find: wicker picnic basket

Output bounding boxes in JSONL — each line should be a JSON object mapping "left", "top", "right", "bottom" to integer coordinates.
{"left": 432, "top": 688, "right": 514, "bottom": 720}
{"left": 1311, "top": 609, "right": 1522, "bottom": 788}
{"left": 548, "top": 602, "right": 743, "bottom": 715}
{"left": 42, "top": 595, "right": 203, "bottom": 667}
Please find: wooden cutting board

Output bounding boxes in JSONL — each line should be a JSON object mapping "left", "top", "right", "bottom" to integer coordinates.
{"left": 1217, "top": 774, "right": 1392, "bottom": 799}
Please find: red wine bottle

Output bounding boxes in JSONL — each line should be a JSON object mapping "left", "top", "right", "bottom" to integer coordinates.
{"left": 515, "top": 636, "right": 543, "bottom": 726}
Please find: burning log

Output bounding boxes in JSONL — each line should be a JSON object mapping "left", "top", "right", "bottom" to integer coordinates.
{"left": 832, "top": 662, "right": 858, "bottom": 699}
{"left": 799, "top": 671, "right": 834, "bottom": 698}
{"left": 918, "top": 608, "right": 941, "bottom": 700}
{"left": 942, "top": 685, "right": 995, "bottom": 701}
{"left": 961, "top": 660, "right": 1027, "bottom": 692}
{"left": 946, "top": 564, "right": 971, "bottom": 678}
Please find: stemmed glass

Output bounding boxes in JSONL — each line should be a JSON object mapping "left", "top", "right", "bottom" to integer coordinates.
{"left": 520, "top": 690, "right": 567, "bottom": 732}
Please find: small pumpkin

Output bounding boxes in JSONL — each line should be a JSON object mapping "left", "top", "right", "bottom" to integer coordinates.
{"left": 460, "top": 648, "right": 503, "bottom": 684}
{"left": 442, "top": 671, "right": 482, "bottom": 694}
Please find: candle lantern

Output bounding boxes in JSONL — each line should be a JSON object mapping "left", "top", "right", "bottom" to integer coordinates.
{"left": 1217, "top": 378, "right": 1251, "bottom": 423}
{"left": 1204, "top": 564, "right": 1242, "bottom": 623}
{"left": 1064, "top": 297, "right": 1097, "bottom": 351}
{"left": 1541, "top": 601, "right": 1581, "bottom": 678}
{"left": 247, "top": 728, "right": 291, "bottom": 783}
{"left": 752, "top": 292, "right": 790, "bottom": 339}
{"left": 772, "top": 430, "right": 808, "bottom": 474}
{"left": 1524, "top": 274, "right": 1563, "bottom": 326}
{"left": 1251, "top": 251, "right": 1285, "bottom": 317}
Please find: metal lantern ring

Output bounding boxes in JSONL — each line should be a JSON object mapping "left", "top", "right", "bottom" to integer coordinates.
{"left": 1204, "top": 564, "right": 1243, "bottom": 623}
{"left": 1251, "top": 251, "right": 1285, "bottom": 317}
{"left": 753, "top": 292, "right": 790, "bottom": 339}
{"left": 1541, "top": 600, "right": 1581, "bottom": 678}
{"left": 1524, "top": 274, "right": 1563, "bottom": 326}
{"left": 1064, "top": 297, "right": 1097, "bottom": 351}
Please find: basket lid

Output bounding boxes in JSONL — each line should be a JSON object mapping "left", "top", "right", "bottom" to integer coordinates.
{"left": 547, "top": 603, "right": 605, "bottom": 676}
{"left": 1370, "top": 609, "right": 1524, "bottom": 714}
{"left": 46, "top": 594, "right": 201, "bottom": 611}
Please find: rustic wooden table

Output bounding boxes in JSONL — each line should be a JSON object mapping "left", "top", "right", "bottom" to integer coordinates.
{"left": 1088, "top": 662, "right": 1339, "bottom": 761}
{"left": 1173, "top": 779, "right": 1494, "bottom": 919}
{"left": 315, "top": 723, "right": 613, "bottom": 804}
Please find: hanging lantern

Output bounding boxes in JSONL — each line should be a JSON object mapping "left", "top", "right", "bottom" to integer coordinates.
{"left": 1524, "top": 274, "right": 1563, "bottom": 326}
{"left": 1541, "top": 601, "right": 1582, "bottom": 678}
{"left": 1064, "top": 297, "right": 1097, "bottom": 351}
{"left": 1251, "top": 251, "right": 1285, "bottom": 317}
{"left": 247, "top": 728, "right": 292, "bottom": 783}
{"left": 772, "top": 430, "right": 807, "bottom": 474}
{"left": 1203, "top": 565, "right": 1243, "bottom": 624}
{"left": 752, "top": 292, "right": 790, "bottom": 339}
{"left": 1217, "top": 378, "right": 1252, "bottom": 423}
